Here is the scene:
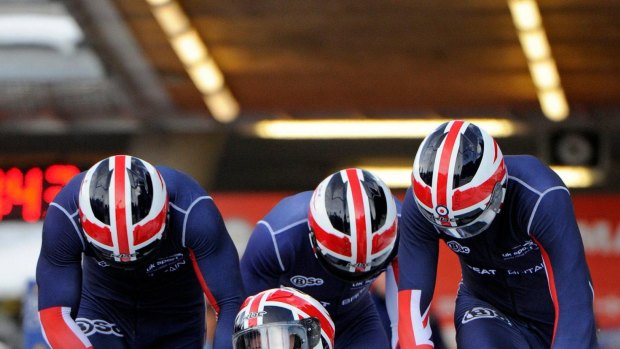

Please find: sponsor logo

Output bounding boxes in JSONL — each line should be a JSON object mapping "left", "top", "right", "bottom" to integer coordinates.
{"left": 507, "top": 262, "right": 545, "bottom": 275}
{"left": 466, "top": 264, "right": 496, "bottom": 275}
{"left": 347, "top": 262, "right": 369, "bottom": 269}
{"left": 436, "top": 205, "right": 449, "bottom": 216}
{"left": 462, "top": 307, "right": 512, "bottom": 326}
{"left": 447, "top": 240, "right": 470, "bottom": 254}
{"left": 350, "top": 278, "right": 375, "bottom": 288}
{"left": 243, "top": 311, "right": 267, "bottom": 320}
{"left": 341, "top": 289, "right": 365, "bottom": 306}
{"left": 76, "top": 318, "right": 124, "bottom": 337}
{"left": 145, "top": 253, "right": 186, "bottom": 274}
{"left": 502, "top": 240, "right": 538, "bottom": 260}
{"left": 290, "top": 275, "right": 324, "bottom": 288}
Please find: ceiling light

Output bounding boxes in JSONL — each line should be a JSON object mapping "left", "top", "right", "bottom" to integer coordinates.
{"left": 170, "top": 29, "right": 208, "bottom": 65}
{"left": 145, "top": 0, "right": 171, "bottom": 6}
{"left": 151, "top": 2, "right": 189, "bottom": 37}
{"left": 518, "top": 30, "right": 550, "bottom": 61}
{"left": 352, "top": 164, "right": 600, "bottom": 189}
{"left": 538, "top": 89, "right": 569, "bottom": 121}
{"left": 147, "top": 0, "right": 239, "bottom": 122}
{"left": 0, "top": 14, "right": 82, "bottom": 53}
{"left": 188, "top": 59, "right": 225, "bottom": 94}
{"left": 529, "top": 59, "right": 560, "bottom": 90}
{"left": 508, "top": 0, "right": 541, "bottom": 31}
{"left": 508, "top": 0, "right": 570, "bottom": 121}
{"left": 204, "top": 88, "right": 240, "bottom": 123}
{"left": 550, "top": 166, "right": 603, "bottom": 188}
{"left": 357, "top": 166, "right": 412, "bottom": 189}
{"left": 251, "top": 118, "right": 518, "bottom": 139}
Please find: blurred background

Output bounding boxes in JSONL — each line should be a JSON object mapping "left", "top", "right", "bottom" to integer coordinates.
{"left": 1, "top": 0, "right": 619, "bottom": 348}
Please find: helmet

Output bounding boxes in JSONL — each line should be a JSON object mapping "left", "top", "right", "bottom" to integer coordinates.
{"left": 412, "top": 120, "right": 507, "bottom": 239}
{"left": 78, "top": 155, "right": 168, "bottom": 266}
{"left": 232, "top": 287, "right": 335, "bottom": 349}
{"left": 308, "top": 168, "right": 398, "bottom": 282}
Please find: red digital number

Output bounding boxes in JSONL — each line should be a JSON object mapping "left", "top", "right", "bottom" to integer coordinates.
{"left": 44, "top": 165, "right": 81, "bottom": 204}
{"left": 0, "top": 165, "right": 80, "bottom": 222}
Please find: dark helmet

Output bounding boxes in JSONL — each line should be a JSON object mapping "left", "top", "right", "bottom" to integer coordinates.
{"left": 308, "top": 168, "right": 398, "bottom": 282}
{"left": 232, "top": 287, "right": 335, "bottom": 349}
{"left": 78, "top": 155, "right": 168, "bottom": 267}
{"left": 412, "top": 120, "right": 507, "bottom": 238}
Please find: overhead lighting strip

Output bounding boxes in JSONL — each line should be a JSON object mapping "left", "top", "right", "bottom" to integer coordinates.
{"left": 358, "top": 165, "right": 601, "bottom": 189}
{"left": 146, "top": 0, "right": 239, "bottom": 123}
{"left": 250, "top": 118, "right": 519, "bottom": 139}
{"left": 508, "top": 0, "right": 569, "bottom": 122}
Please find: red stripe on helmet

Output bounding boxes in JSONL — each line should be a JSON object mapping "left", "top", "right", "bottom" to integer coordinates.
{"left": 412, "top": 176, "right": 433, "bottom": 208}
{"left": 309, "top": 213, "right": 352, "bottom": 257}
{"left": 133, "top": 201, "right": 167, "bottom": 245}
{"left": 277, "top": 289, "right": 335, "bottom": 344}
{"left": 345, "top": 169, "right": 368, "bottom": 271}
{"left": 113, "top": 156, "right": 130, "bottom": 259}
{"left": 437, "top": 120, "right": 465, "bottom": 223}
{"left": 80, "top": 218, "right": 113, "bottom": 247}
{"left": 372, "top": 220, "right": 397, "bottom": 254}
{"left": 247, "top": 288, "right": 269, "bottom": 328}
{"left": 451, "top": 158, "right": 505, "bottom": 211}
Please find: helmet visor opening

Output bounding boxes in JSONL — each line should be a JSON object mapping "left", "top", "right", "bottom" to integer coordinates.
{"left": 315, "top": 246, "right": 389, "bottom": 282}
{"left": 89, "top": 235, "right": 164, "bottom": 269}
{"left": 438, "top": 182, "right": 504, "bottom": 239}
{"left": 232, "top": 322, "right": 309, "bottom": 349}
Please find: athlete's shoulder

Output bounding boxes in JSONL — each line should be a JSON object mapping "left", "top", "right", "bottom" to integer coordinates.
{"left": 156, "top": 165, "right": 211, "bottom": 207}
{"left": 505, "top": 155, "right": 565, "bottom": 192}
{"left": 49, "top": 171, "right": 86, "bottom": 210}
{"left": 393, "top": 196, "right": 403, "bottom": 215}
{"left": 156, "top": 165, "right": 203, "bottom": 190}
{"left": 264, "top": 191, "right": 313, "bottom": 223}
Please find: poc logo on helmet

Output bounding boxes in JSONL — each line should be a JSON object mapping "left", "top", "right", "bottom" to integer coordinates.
{"left": 291, "top": 275, "right": 324, "bottom": 288}
{"left": 244, "top": 311, "right": 267, "bottom": 320}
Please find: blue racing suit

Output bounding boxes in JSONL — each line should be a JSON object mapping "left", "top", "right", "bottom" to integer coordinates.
{"left": 240, "top": 191, "right": 400, "bottom": 348}
{"left": 36, "top": 166, "right": 243, "bottom": 349}
{"left": 398, "top": 155, "right": 598, "bottom": 349}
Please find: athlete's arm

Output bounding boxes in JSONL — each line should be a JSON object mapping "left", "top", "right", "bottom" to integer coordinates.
{"left": 385, "top": 259, "right": 400, "bottom": 349}
{"left": 529, "top": 187, "right": 598, "bottom": 348}
{"left": 185, "top": 196, "right": 244, "bottom": 349}
{"left": 239, "top": 221, "right": 286, "bottom": 296}
{"left": 397, "top": 188, "right": 440, "bottom": 349}
{"left": 36, "top": 181, "right": 93, "bottom": 349}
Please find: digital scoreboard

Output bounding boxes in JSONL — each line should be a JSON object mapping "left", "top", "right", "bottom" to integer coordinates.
{"left": 0, "top": 164, "right": 81, "bottom": 222}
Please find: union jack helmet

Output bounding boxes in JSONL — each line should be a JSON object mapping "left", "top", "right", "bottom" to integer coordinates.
{"left": 78, "top": 155, "right": 168, "bottom": 266}
{"left": 233, "top": 287, "right": 335, "bottom": 349}
{"left": 412, "top": 120, "right": 507, "bottom": 239}
{"left": 308, "top": 168, "right": 398, "bottom": 282}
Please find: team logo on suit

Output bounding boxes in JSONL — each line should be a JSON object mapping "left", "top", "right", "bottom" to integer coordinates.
{"left": 291, "top": 275, "right": 324, "bottom": 287}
